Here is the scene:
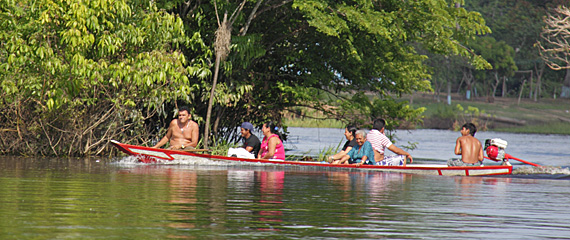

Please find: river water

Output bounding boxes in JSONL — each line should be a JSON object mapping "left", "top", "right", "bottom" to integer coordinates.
{"left": 1, "top": 128, "right": 570, "bottom": 239}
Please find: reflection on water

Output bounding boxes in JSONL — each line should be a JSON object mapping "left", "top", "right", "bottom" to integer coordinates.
{"left": 257, "top": 171, "right": 284, "bottom": 226}
{"left": 1, "top": 128, "right": 570, "bottom": 239}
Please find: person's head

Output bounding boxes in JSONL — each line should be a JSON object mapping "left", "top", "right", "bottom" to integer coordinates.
{"left": 462, "top": 123, "right": 477, "bottom": 136}
{"left": 240, "top": 122, "right": 254, "bottom": 137}
{"left": 354, "top": 130, "right": 367, "bottom": 146}
{"left": 262, "top": 121, "right": 279, "bottom": 135}
{"left": 373, "top": 118, "right": 386, "bottom": 131}
{"left": 262, "top": 121, "right": 284, "bottom": 140}
{"left": 178, "top": 106, "right": 191, "bottom": 123}
{"left": 344, "top": 125, "right": 357, "bottom": 140}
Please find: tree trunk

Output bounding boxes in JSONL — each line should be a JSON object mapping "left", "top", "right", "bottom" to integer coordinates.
{"left": 565, "top": 68, "right": 570, "bottom": 87}
{"left": 501, "top": 77, "right": 507, "bottom": 97}
{"left": 205, "top": 10, "right": 230, "bottom": 149}
{"left": 204, "top": 53, "right": 222, "bottom": 149}
{"left": 516, "top": 70, "right": 533, "bottom": 100}
{"left": 529, "top": 72, "right": 533, "bottom": 99}
{"left": 518, "top": 79, "right": 526, "bottom": 105}
{"left": 446, "top": 57, "right": 452, "bottom": 105}
{"left": 447, "top": 78, "right": 452, "bottom": 105}
{"left": 562, "top": 68, "right": 570, "bottom": 98}
{"left": 534, "top": 63, "right": 545, "bottom": 102}
{"left": 487, "top": 72, "right": 500, "bottom": 103}
{"left": 463, "top": 69, "right": 474, "bottom": 100}
{"left": 457, "top": 77, "right": 464, "bottom": 94}
{"left": 434, "top": 78, "right": 441, "bottom": 102}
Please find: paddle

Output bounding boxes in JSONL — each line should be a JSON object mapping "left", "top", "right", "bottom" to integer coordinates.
{"left": 484, "top": 154, "right": 542, "bottom": 168}
{"left": 181, "top": 148, "right": 212, "bottom": 153}
{"left": 504, "top": 154, "right": 542, "bottom": 168}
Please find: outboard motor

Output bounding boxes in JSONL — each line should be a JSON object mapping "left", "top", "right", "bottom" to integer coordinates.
{"left": 485, "top": 138, "right": 510, "bottom": 165}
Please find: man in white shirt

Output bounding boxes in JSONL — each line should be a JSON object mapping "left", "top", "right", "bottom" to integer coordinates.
{"left": 367, "top": 118, "right": 413, "bottom": 166}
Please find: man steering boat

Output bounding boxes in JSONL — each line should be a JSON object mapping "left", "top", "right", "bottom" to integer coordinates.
{"left": 152, "top": 106, "right": 199, "bottom": 150}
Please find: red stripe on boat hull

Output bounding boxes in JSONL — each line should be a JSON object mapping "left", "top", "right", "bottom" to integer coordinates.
{"left": 110, "top": 140, "right": 513, "bottom": 176}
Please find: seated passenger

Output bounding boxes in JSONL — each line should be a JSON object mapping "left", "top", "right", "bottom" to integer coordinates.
{"left": 327, "top": 125, "right": 358, "bottom": 163}
{"left": 367, "top": 118, "right": 413, "bottom": 166}
{"left": 258, "top": 121, "right": 285, "bottom": 160}
{"left": 448, "top": 122, "right": 484, "bottom": 166}
{"left": 333, "top": 130, "right": 375, "bottom": 166}
{"left": 227, "top": 122, "right": 261, "bottom": 159}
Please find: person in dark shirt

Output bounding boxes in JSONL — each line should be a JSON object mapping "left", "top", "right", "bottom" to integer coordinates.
{"left": 227, "top": 122, "right": 261, "bottom": 159}
{"left": 240, "top": 122, "right": 261, "bottom": 157}
{"left": 327, "top": 125, "right": 358, "bottom": 163}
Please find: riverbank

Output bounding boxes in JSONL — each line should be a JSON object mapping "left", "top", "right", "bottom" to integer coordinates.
{"left": 412, "top": 92, "right": 570, "bottom": 134}
{"left": 284, "top": 92, "right": 570, "bottom": 135}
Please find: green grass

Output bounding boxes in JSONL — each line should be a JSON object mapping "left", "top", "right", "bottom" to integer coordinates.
{"left": 284, "top": 117, "right": 345, "bottom": 128}
{"left": 412, "top": 96, "right": 570, "bottom": 120}
{"left": 314, "top": 140, "right": 344, "bottom": 161}
{"left": 282, "top": 93, "right": 570, "bottom": 135}
{"left": 493, "top": 122, "right": 570, "bottom": 135}
{"left": 283, "top": 107, "right": 345, "bottom": 128}
{"left": 410, "top": 93, "right": 570, "bottom": 134}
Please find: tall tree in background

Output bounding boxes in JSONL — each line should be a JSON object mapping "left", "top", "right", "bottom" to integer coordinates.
{"left": 469, "top": 36, "right": 517, "bottom": 101}
{"left": 203, "top": 1, "right": 246, "bottom": 148}
{"left": 538, "top": 5, "right": 570, "bottom": 71}
{"left": 457, "top": 0, "right": 567, "bottom": 100}
{"left": 537, "top": 5, "right": 570, "bottom": 98}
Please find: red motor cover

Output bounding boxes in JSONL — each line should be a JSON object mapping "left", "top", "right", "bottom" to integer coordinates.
{"left": 486, "top": 145, "right": 499, "bottom": 160}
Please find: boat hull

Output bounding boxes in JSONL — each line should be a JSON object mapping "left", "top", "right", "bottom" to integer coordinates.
{"left": 110, "top": 140, "right": 512, "bottom": 176}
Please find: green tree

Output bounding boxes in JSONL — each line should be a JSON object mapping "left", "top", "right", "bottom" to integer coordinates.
{"left": 174, "top": 0, "right": 493, "bottom": 145}
{"left": 464, "top": 0, "right": 567, "bottom": 100}
{"left": 0, "top": 0, "right": 209, "bottom": 155}
{"left": 469, "top": 36, "right": 517, "bottom": 100}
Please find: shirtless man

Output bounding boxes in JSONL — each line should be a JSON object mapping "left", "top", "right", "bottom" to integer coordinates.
{"left": 152, "top": 106, "right": 199, "bottom": 150}
{"left": 448, "top": 123, "right": 484, "bottom": 166}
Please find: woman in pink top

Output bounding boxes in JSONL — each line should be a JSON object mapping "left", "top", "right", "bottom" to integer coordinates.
{"left": 258, "top": 121, "right": 285, "bottom": 160}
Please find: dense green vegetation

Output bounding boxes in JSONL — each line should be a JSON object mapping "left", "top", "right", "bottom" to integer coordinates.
{"left": 2, "top": 0, "right": 569, "bottom": 156}
{"left": 1, "top": 0, "right": 211, "bottom": 156}
{"left": 1, "top": 0, "right": 497, "bottom": 156}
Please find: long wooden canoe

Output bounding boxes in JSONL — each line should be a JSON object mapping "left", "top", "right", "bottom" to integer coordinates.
{"left": 110, "top": 140, "right": 512, "bottom": 176}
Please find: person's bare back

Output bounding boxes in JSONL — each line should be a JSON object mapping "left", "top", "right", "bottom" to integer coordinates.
{"left": 454, "top": 123, "right": 484, "bottom": 164}
{"left": 455, "top": 135, "right": 483, "bottom": 163}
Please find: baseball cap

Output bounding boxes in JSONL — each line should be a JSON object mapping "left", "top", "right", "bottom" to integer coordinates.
{"left": 241, "top": 122, "right": 254, "bottom": 131}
